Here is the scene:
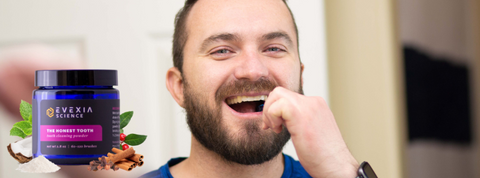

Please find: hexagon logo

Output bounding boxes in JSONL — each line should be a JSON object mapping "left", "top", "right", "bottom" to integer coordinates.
{"left": 46, "top": 107, "right": 54, "bottom": 118}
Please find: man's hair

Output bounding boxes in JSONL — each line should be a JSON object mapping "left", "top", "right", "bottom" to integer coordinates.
{"left": 172, "top": 0, "right": 299, "bottom": 73}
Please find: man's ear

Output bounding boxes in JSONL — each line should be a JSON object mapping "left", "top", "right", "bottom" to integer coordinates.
{"left": 300, "top": 63, "right": 304, "bottom": 87}
{"left": 166, "top": 67, "right": 185, "bottom": 108}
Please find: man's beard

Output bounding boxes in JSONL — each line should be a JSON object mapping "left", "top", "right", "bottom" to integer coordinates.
{"left": 183, "top": 77, "right": 303, "bottom": 165}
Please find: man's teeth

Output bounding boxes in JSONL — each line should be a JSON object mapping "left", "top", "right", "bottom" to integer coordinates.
{"left": 226, "top": 95, "right": 268, "bottom": 105}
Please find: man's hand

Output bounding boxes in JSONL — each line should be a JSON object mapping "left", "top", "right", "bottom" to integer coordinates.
{"left": 0, "top": 44, "right": 83, "bottom": 119}
{"left": 262, "top": 87, "right": 359, "bottom": 178}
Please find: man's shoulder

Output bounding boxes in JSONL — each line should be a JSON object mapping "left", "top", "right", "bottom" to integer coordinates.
{"left": 140, "top": 168, "right": 163, "bottom": 178}
{"left": 282, "top": 154, "right": 312, "bottom": 178}
{"left": 139, "top": 157, "right": 186, "bottom": 178}
{"left": 139, "top": 155, "right": 311, "bottom": 178}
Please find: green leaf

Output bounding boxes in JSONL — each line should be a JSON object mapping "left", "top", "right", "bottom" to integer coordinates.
{"left": 10, "top": 127, "right": 26, "bottom": 139}
{"left": 28, "top": 115, "right": 32, "bottom": 124}
{"left": 120, "top": 128, "right": 124, "bottom": 134}
{"left": 124, "top": 133, "right": 147, "bottom": 146}
{"left": 11, "top": 121, "right": 32, "bottom": 138}
{"left": 120, "top": 144, "right": 123, "bottom": 151}
{"left": 14, "top": 121, "right": 32, "bottom": 131}
{"left": 25, "top": 128, "right": 32, "bottom": 135}
{"left": 120, "top": 111, "right": 133, "bottom": 129}
{"left": 19, "top": 100, "right": 32, "bottom": 122}
{"left": 13, "top": 120, "right": 32, "bottom": 129}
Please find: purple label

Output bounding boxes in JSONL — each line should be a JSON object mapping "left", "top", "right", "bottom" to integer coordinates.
{"left": 40, "top": 125, "right": 102, "bottom": 141}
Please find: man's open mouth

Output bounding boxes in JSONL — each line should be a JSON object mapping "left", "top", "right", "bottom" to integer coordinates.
{"left": 226, "top": 95, "right": 267, "bottom": 113}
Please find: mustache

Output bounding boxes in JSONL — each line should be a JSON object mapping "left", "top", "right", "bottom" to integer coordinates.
{"left": 215, "top": 77, "right": 278, "bottom": 104}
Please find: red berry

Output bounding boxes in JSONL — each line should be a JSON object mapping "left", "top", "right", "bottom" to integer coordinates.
{"left": 122, "top": 144, "right": 129, "bottom": 150}
{"left": 120, "top": 133, "right": 126, "bottom": 141}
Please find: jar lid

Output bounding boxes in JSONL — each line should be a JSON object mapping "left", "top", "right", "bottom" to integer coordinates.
{"left": 35, "top": 70, "right": 118, "bottom": 86}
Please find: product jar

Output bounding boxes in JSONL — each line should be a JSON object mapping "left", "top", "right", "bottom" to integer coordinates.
{"left": 32, "top": 70, "right": 120, "bottom": 165}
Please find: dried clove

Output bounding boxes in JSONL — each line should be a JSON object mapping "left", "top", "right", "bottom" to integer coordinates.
{"left": 111, "top": 164, "right": 120, "bottom": 171}
{"left": 100, "top": 156, "right": 110, "bottom": 170}
{"left": 88, "top": 160, "right": 101, "bottom": 171}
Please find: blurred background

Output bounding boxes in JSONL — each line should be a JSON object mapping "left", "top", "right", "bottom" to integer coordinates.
{"left": 0, "top": 0, "right": 478, "bottom": 177}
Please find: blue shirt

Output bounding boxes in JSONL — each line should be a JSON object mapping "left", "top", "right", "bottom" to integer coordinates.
{"left": 140, "top": 154, "right": 312, "bottom": 178}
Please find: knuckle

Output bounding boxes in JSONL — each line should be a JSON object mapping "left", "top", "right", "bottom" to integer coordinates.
{"left": 313, "top": 96, "right": 326, "bottom": 105}
{"left": 272, "top": 86, "right": 283, "bottom": 93}
{"left": 267, "top": 106, "right": 276, "bottom": 116}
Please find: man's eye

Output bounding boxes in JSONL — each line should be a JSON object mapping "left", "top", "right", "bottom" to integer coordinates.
{"left": 209, "top": 48, "right": 235, "bottom": 60}
{"left": 265, "top": 47, "right": 285, "bottom": 52}
{"left": 267, "top": 47, "right": 280, "bottom": 52}
{"left": 212, "top": 49, "right": 231, "bottom": 54}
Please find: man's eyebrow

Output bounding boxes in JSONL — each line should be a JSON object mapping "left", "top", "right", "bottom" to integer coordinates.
{"left": 261, "top": 31, "right": 294, "bottom": 47}
{"left": 200, "top": 33, "right": 240, "bottom": 52}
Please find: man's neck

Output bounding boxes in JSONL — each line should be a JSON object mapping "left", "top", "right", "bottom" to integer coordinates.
{"left": 170, "top": 136, "right": 285, "bottom": 178}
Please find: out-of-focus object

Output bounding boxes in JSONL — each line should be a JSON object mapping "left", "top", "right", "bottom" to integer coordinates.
{"left": 0, "top": 44, "right": 83, "bottom": 119}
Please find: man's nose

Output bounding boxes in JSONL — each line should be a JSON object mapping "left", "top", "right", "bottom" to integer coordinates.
{"left": 233, "top": 50, "right": 269, "bottom": 81}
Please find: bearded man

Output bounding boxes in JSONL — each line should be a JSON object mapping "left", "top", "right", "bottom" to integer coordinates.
{"left": 141, "top": 0, "right": 366, "bottom": 177}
